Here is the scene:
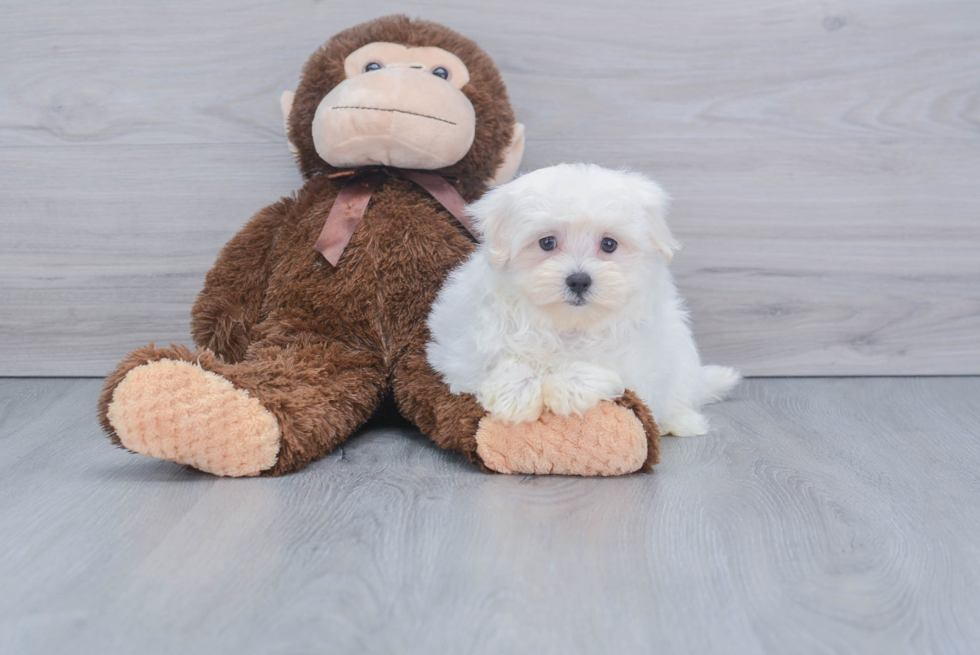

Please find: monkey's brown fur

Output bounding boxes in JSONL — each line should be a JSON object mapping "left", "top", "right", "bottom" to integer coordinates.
{"left": 97, "top": 16, "right": 660, "bottom": 475}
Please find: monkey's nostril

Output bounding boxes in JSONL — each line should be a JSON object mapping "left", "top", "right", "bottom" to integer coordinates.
{"left": 565, "top": 272, "right": 592, "bottom": 296}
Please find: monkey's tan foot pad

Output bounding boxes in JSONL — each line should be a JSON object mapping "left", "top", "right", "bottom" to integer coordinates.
{"left": 475, "top": 401, "right": 647, "bottom": 476}
{"left": 106, "top": 359, "right": 280, "bottom": 477}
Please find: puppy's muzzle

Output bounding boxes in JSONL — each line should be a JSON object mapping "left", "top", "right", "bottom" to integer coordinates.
{"left": 566, "top": 272, "right": 592, "bottom": 305}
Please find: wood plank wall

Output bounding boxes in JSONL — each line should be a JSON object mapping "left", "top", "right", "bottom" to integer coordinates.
{"left": 1, "top": 0, "right": 978, "bottom": 376}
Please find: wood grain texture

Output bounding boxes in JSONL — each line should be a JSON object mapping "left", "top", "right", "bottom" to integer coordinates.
{"left": 2, "top": 377, "right": 980, "bottom": 654}
{"left": 2, "top": 0, "right": 978, "bottom": 145}
{"left": 1, "top": 0, "right": 979, "bottom": 375}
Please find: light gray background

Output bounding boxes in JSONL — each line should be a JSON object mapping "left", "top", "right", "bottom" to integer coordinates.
{"left": 2, "top": 0, "right": 978, "bottom": 376}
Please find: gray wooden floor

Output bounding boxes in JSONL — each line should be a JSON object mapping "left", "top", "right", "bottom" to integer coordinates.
{"left": 2, "top": 377, "right": 979, "bottom": 654}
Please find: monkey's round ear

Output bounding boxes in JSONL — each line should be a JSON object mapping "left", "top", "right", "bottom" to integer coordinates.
{"left": 488, "top": 123, "right": 525, "bottom": 187}
{"left": 637, "top": 176, "right": 680, "bottom": 262}
{"left": 279, "top": 91, "right": 298, "bottom": 155}
{"left": 467, "top": 185, "right": 513, "bottom": 268}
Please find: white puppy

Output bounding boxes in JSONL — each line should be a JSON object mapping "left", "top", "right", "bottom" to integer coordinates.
{"left": 426, "top": 163, "right": 740, "bottom": 436}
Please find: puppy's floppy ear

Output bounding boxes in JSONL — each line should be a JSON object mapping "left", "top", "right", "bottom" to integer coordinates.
{"left": 634, "top": 174, "right": 680, "bottom": 262}
{"left": 467, "top": 184, "right": 514, "bottom": 268}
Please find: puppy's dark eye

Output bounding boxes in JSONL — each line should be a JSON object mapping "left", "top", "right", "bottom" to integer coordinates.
{"left": 364, "top": 62, "right": 382, "bottom": 72}
{"left": 539, "top": 236, "right": 557, "bottom": 251}
{"left": 600, "top": 238, "right": 618, "bottom": 253}
{"left": 432, "top": 66, "right": 449, "bottom": 80}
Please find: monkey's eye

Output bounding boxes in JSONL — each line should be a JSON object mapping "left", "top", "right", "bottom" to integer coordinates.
{"left": 539, "top": 236, "right": 557, "bottom": 251}
{"left": 600, "top": 238, "right": 618, "bottom": 253}
{"left": 432, "top": 66, "right": 450, "bottom": 80}
{"left": 364, "top": 62, "right": 382, "bottom": 72}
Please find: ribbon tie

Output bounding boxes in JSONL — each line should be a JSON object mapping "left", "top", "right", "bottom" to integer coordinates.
{"left": 314, "top": 167, "right": 480, "bottom": 266}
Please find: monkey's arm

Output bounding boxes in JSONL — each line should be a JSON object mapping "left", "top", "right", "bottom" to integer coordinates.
{"left": 190, "top": 198, "right": 291, "bottom": 363}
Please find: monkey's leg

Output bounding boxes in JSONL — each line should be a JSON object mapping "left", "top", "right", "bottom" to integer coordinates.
{"left": 391, "top": 343, "right": 489, "bottom": 468}
{"left": 474, "top": 390, "right": 660, "bottom": 476}
{"left": 99, "top": 339, "right": 387, "bottom": 476}
{"left": 392, "top": 344, "right": 660, "bottom": 475}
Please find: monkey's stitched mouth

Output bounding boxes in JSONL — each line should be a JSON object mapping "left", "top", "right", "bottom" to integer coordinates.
{"left": 330, "top": 105, "right": 457, "bottom": 126}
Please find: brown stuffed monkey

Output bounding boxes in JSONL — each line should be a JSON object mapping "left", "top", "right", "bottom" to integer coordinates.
{"left": 97, "top": 15, "right": 660, "bottom": 477}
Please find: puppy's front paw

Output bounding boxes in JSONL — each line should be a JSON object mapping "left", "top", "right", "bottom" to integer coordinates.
{"left": 542, "top": 362, "right": 625, "bottom": 417}
{"left": 478, "top": 360, "right": 544, "bottom": 424}
{"left": 661, "top": 409, "right": 709, "bottom": 437}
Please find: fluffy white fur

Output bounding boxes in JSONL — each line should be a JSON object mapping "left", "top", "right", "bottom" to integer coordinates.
{"left": 426, "top": 163, "right": 740, "bottom": 436}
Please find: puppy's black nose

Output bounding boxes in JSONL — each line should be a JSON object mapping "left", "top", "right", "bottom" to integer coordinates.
{"left": 566, "top": 272, "right": 592, "bottom": 296}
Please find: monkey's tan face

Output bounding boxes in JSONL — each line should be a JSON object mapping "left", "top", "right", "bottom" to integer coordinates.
{"left": 312, "top": 42, "right": 476, "bottom": 170}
